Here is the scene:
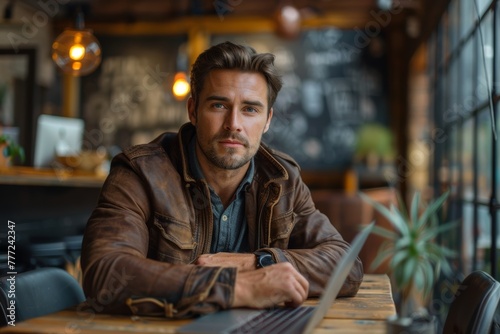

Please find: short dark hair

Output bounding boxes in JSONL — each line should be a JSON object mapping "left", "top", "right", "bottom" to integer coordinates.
{"left": 190, "top": 41, "right": 282, "bottom": 112}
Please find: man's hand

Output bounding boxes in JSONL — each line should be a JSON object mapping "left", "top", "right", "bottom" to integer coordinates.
{"left": 195, "top": 252, "right": 256, "bottom": 272}
{"left": 233, "top": 262, "right": 309, "bottom": 309}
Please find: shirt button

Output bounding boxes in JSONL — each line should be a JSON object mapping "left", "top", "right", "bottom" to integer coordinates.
{"left": 222, "top": 215, "right": 228, "bottom": 221}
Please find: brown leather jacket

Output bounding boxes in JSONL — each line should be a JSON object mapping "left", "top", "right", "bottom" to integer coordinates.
{"left": 81, "top": 123, "right": 363, "bottom": 318}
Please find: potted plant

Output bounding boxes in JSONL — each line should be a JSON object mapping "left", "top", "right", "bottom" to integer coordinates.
{"left": 0, "top": 134, "right": 25, "bottom": 169}
{"left": 354, "top": 122, "right": 395, "bottom": 170}
{"left": 359, "top": 190, "right": 456, "bottom": 334}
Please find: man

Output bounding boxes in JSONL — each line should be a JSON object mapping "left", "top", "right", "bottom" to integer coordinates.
{"left": 81, "top": 41, "right": 363, "bottom": 318}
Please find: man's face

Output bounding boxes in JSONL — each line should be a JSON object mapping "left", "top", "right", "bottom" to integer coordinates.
{"left": 188, "top": 69, "right": 273, "bottom": 171}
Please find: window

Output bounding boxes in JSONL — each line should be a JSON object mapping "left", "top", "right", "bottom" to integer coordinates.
{"left": 428, "top": 0, "right": 498, "bottom": 277}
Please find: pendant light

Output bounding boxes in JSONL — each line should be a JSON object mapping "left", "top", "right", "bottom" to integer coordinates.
{"left": 51, "top": 10, "right": 102, "bottom": 77}
{"left": 172, "top": 43, "right": 190, "bottom": 101}
{"left": 275, "top": 1, "right": 301, "bottom": 40}
{"left": 172, "top": 72, "right": 190, "bottom": 100}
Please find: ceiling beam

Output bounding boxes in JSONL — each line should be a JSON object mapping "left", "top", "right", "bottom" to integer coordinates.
{"left": 53, "top": 11, "right": 377, "bottom": 36}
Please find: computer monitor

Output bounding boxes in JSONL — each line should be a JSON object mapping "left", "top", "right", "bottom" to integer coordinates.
{"left": 34, "top": 114, "right": 85, "bottom": 168}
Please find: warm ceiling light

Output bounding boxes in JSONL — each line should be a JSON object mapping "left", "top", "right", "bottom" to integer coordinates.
{"left": 51, "top": 12, "right": 102, "bottom": 76}
{"left": 275, "top": 4, "right": 301, "bottom": 39}
{"left": 282, "top": 5, "right": 300, "bottom": 22}
{"left": 172, "top": 72, "right": 190, "bottom": 100}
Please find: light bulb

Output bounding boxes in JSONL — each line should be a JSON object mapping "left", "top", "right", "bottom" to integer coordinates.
{"left": 172, "top": 72, "right": 190, "bottom": 100}
{"left": 69, "top": 44, "right": 85, "bottom": 61}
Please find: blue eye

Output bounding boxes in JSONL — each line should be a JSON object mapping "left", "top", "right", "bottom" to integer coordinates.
{"left": 244, "top": 107, "right": 257, "bottom": 113}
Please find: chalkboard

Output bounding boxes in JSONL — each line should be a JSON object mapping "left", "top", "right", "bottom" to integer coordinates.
{"left": 213, "top": 29, "right": 388, "bottom": 170}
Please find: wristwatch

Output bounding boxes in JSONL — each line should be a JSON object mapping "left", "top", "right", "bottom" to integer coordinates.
{"left": 255, "top": 251, "right": 275, "bottom": 268}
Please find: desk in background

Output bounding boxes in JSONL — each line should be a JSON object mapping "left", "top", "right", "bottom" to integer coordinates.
{"left": 0, "top": 274, "right": 395, "bottom": 333}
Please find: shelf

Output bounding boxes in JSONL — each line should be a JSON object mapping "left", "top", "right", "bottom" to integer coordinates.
{"left": 0, "top": 167, "right": 106, "bottom": 188}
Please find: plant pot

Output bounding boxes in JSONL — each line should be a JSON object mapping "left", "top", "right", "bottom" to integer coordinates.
{"left": 386, "top": 314, "right": 437, "bottom": 334}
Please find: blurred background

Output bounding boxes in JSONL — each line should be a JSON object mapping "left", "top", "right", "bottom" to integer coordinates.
{"left": 0, "top": 0, "right": 498, "bottom": 326}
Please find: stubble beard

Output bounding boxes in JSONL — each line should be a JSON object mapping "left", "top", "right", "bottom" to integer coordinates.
{"left": 200, "top": 132, "right": 258, "bottom": 170}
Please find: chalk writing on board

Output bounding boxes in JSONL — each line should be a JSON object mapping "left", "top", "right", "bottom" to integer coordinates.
{"left": 213, "top": 28, "right": 388, "bottom": 170}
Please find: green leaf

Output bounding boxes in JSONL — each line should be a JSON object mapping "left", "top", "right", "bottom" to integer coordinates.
{"left": 3, "top": 145, "right": 11, "bottom": 157}
{"left": 394, "top": 236, "right": 411, "bottom": 251}
{"left": 410, "top": 191, "right": 420, "bottom": 227}
{"left": 420, "top": 220, "right": 459, "bottom": 243}
{"left": 416, "top": 191, "right": 450, "bottom": 228}
{"left": 370, "top": 225, "right": 399, "bottom": 240}
{"left": 388, "top": 203, "right": 410, "bottom": 234}
{"left": 401, "top": 257, "right": 418, "bottom": 288}
{"left": 440, "top": 256, "right": 454, "bottom": 276}
{"left": 395, "top": 191, "right": 410, "bottom": 222}
{"left": 390, "top": 249, "right": 408, "bottom": 269}
{"left": 359, "top": 192, "right": 396, "bottom": 221}
{"left": 0, "top": 135, "right": 25, "bottom": 163}
{"left": 16, "top": 146, "right": 25, "bottom": 163}
{"left": 413, "top": 263, "right": 425, "bottom": 291}
{"left": 359, "top": 192, "right": 410, "bottom": 235}
{"left": 420, "top": 261, "right": 434, "bottom": 297}
{"left": 370, "top": 245, "right": 394, "bottom": 271}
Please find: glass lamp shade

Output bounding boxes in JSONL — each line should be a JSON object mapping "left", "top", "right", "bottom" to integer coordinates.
{"left": 52, "top": 29, "right": 102, "bottom": 76}
{"left": 275, "top": 5, "right": 301, "bottom": 39}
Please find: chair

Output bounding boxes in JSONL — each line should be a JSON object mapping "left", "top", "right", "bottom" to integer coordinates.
{"left": 443, "top": 270, "right": 500, "bottom": 334}
{"left": 29, "top": 241, "right": 67, "bottom": 268}
{"left": 0, "top": 267, "right": 85, "bottom": 326}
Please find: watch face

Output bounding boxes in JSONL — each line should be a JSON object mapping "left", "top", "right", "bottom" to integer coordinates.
{"left": 259, "top": 254, "right": 274, "bottom": 267}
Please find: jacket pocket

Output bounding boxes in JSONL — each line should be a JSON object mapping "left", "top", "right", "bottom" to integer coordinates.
{"left": 268, "top": 211, "right": 295, "bottom": 247}
{"left": 152, "top": 214, "right": 196, "bottom": 264}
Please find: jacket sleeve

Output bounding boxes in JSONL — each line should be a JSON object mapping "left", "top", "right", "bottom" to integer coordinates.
{"left": 81, "top": 156, "right": 236, "bottom": 318}
{"left": 259, "top": 176, "right": 364, "bottom": 298}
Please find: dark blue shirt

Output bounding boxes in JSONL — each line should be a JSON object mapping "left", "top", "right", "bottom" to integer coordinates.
{"left": 188, "top": 136, "right": 253, "bottom": 253}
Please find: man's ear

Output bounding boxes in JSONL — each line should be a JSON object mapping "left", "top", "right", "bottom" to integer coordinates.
{"left": 187, "top": 97, "right": 196, "bottom": 125}
{"left": 264, "top": 108, "right": 273, "bottom": 133}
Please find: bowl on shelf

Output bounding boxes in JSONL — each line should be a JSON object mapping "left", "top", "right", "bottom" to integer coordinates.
{"left": 56, "top": 150, "right": 107, "bottom": 173}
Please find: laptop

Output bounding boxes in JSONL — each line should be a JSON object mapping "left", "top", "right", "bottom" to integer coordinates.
{"left": 177, "top": 222, "right": 374, "bottom": 334}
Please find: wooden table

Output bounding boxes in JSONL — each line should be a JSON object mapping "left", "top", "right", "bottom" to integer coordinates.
{"left": 0, "top": 274, "right": 395, "bottom": 333}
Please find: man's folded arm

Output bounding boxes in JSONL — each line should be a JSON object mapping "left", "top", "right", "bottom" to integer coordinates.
{"left": 256, "top": 179, "right": 364, "bottom": 298}
{"left": 82, "top": 250, "right": 237, "bottom": 318}
{"left": 81, "top": 163, "right": 236, "bottom": 318}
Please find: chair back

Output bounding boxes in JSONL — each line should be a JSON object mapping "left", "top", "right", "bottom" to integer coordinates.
{"left": 443, "top": 270, "right": 500, "bottom": 334}
{"left": 0, "top": 267, "right": 85, "bottom": 326}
